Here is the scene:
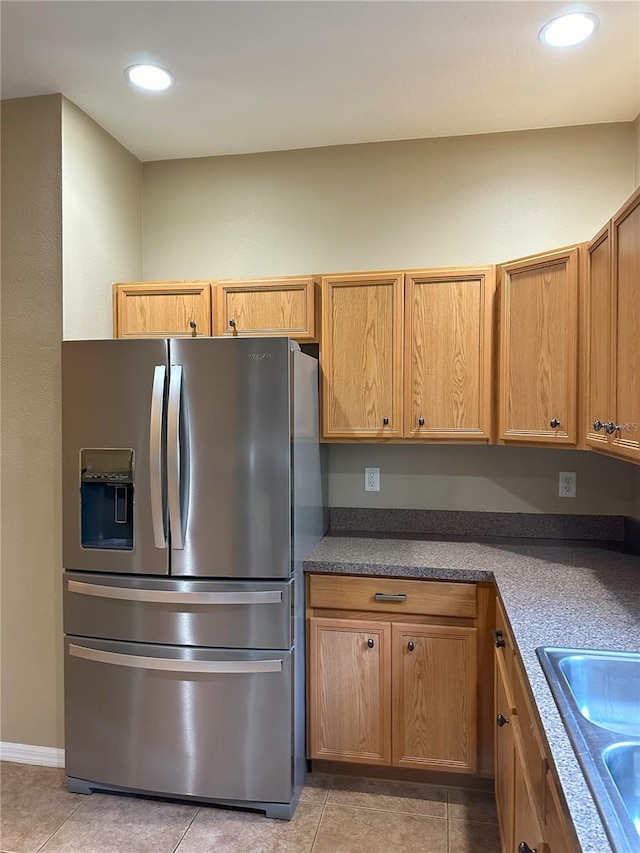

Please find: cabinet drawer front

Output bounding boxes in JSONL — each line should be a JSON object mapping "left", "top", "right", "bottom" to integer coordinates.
{"left": 309, "top": 574, "right": 476, "bottom": 618}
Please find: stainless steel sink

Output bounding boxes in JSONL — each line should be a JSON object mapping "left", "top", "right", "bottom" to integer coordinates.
{"left": 537, "top": 647, "right": 640, "bottom": 853}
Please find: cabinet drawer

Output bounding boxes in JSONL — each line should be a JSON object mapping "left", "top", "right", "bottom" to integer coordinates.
{"left": 513, "top": 660, "right": 547, "bottom": 816}
{"left": 308, "top": 574, "right": 476, "bottom": 618}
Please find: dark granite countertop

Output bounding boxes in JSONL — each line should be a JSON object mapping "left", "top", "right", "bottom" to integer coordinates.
{"left": 304, "top": 534, "right": 640, "bottom": 853}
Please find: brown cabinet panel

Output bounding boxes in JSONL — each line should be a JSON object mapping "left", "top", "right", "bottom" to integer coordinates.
{"left": 404, "top": 268, "right": 494, "bottom": 440}
{"left": 585, "top": 226, "right": 613, "bottom": 449}
{"left": 392, "top": 623, "right": 477, "bottom": 772}
{"left": 611, "top": 187, "right": 640, "bottom": 462}
{"left": 321, "top": 273, "right": 404, "bottom": 439}
{"left": 513, "top": 731, "right": 547, "bottom": 853}
{"left": 113, "top": 281, "right": 212, "bottom": 338}
{"left": 214, "top": 277, "right": 317, "bottom": 341}
{"left": 495, "top": 652, "right": 515, "bottom": 853}
{"left": 498, "top": 248, "right": 578, "bottom": 445}
{"left": 308, "top": 617, "right": 391, "bottom": 764}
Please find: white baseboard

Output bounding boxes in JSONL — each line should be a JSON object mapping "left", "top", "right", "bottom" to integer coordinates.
{"left": 0, "top": 741, "right": 65, "bottom": 768}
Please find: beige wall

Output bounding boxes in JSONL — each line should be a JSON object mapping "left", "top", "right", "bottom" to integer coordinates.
{"left": 328, "top": 445, "right": 633, "bottom": 516}
{"left": 142, "top": 122, "right": 635, "bottom": 279}
{"left": 62, "top": 98, "right": 143, "bottom": 340}
{"left": 1, "top": 96, "right": 64, "bottom": 748}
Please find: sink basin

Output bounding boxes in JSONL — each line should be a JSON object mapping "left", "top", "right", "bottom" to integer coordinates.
{"left": 558, "top": 651, "right": 640, "bottom": 737}
{"left": 604, "top": 743, "right": 640, "bottom": 838}
{"left": 537, "top": 647, "right": 640, "bottom": 853}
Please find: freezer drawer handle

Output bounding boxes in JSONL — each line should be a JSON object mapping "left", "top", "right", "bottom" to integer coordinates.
{"left": 150, "top": 365, "right": 167, "bottom": 549}
{"left": 67, "top": 581, "right": 283, "bottom": 605}
{"left": 69, "top": 644, "right": 283, "bottom": 674}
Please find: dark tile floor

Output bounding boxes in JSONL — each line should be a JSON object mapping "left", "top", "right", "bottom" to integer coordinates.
{"left": 0, "top": 761, "right": 500, "bottom": 853}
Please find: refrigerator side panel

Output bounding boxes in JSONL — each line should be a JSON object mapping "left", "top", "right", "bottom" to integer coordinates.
{"left": 169, "top": 338, "right": 291, "bottom": 578}
{"left": 62, "top": 340, "right": 169, "bottom": 575}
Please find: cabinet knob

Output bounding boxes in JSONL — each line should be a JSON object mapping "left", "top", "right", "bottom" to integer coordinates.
{"left": 229, "top": 319, "right": 236, "bottom": 327}
{"left": 549, "top": 419, "right": 561, "bottom": 429}
{"left": 407, "top": 641, "right": 415, "bottom": 651}
{"left": 189, "top": 320, "right": 197, "bottom": 330}
{"left": 418, "top": 417, "right": 425, "bottom": 427}
{"left": 518, "top": 844, "right": 538, "bottom": 853}
{"left": 496, "top": 713, "right": 510, "bottom": 727}
{"left": 604, "top": 422, "right": 616, "bottom": 434}
{"left": 493, "top": 629, "right": 506, "bottom": 649}
{"left": 382, "top": 417, "right": 389, "bottom": 426}
{"left": 592, "top": 420, "right": 604, "bottom": 432}
{"left": 367, "top": 638, "right": 374, "bottom": 648}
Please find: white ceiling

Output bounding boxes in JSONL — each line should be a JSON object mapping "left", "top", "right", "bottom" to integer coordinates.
{"left": 1, "top": 1, "right": 639, "bottom": 162}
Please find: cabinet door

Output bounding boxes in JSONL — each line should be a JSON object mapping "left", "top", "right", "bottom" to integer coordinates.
{"left": 321, "top": 274, "right": 404, "bottom": 439}
{"left": 214, "top": 278, "right": 317, "bottom": 341}
{"left": 495, "top": 654, "right": 515, "bottom": 853}
{"left": 392, "top": 623, "right": 477, "bottom": 772}
{"left": 498, "top": 248, "right": 579, "bottom": 445}
{"left": 585, "top": 226, "right": 613, "bottom": 450}
{"left": 113, "top": 282, "right": 212, "bottom": 338}
{"left": 513, "top": 729, "right": 547, "bottom": 853}
{"left": 611, "top": 187, "right": 640, "bottom": 462}
{"left": 308, "top": 617, "right": 391, "bottom": 764}
{"left": 404, "top": 268, "right": 495, "bottom": 440}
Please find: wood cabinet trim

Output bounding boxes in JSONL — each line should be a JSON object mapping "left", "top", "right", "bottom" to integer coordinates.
{"left": 113, "top": 281, "right": 213, "bottom": 338}
{"left": 213, "top": 277, "right": 317, "bottom": 341}
{"left": 585, "top": 226, "right": 613, "bottom": 450}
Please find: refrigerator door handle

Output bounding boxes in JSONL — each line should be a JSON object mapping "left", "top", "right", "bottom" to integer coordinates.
{"left": 167, "top": 364, "right": 185, "bottom": 549}
{"left": 69, "top": 644, "right": 283, "bottom": 674}
{"left": 67, "top": 580, "right": 283, "bottom": 605}
{"left": 150, "top": 365, "right": 167, "bottom": 549}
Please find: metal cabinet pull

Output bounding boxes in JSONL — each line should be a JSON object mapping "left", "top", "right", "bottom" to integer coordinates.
{"left": 418, "top": 417, "right": 425, "bottom": 427}
{"left": 374, "top": 593, "right": 407, "bottom": 603}
{"left": 592, "top": 420, "right": 604, "bottom": 432}
{"left": 367, "top": 638, "right": 375, "bottom": 648}
{"left": 604, "top": 422, "right": 616, "bottom": 434}
{"left": 67, "top": 581, "right": 283, "bottom": 605}
{"left": 407, "top": 641, "right": 415, "bottom": 652}
{"left": 189, "top": 320, "right": 197, "bottom": 335}
{"left": 69, "top": 644, "right": 283, "bottom": 674}
{"left": 496, "top": 713, "right": 510, "bottom": 727}
{"left": 550, "top": 418, "right": 561, "bottom": 429}
{"left": 229, "top": 319, "right": 236, "bottom": 328}
{"left": 382, "top": 417, "right": 389, "bottom": 426}
{"left": 493, "top": 629, "right": 506, "bottom": 648}
{"left": 518, "top": 843, "right": 537, "bottom": 853}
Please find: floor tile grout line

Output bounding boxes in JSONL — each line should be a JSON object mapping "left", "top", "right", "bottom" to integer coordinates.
{"left": 33, "top": 798, "right": 85, "bottom": 853}
{"left": 171, "top": 804, "right": 201, "bottom": 853}
{"left": 309, "top": 773, "right": 334, "bottom": 852}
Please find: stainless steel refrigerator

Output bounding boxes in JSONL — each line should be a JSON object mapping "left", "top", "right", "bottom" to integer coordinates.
{"left": 61, "top": 337, "right": 325, "bottom": 819}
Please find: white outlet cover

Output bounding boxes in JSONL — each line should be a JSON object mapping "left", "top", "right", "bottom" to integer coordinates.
{"left": 558, "top": 471, "right": 577, "bottom": 498}
{"left": 364, "top": 467, "right": 380, "bottom": 492}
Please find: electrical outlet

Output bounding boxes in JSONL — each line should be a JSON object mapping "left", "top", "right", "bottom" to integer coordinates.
{"left": 364, "top": 467, "right": 380, "bottom": 492}
{"left": 559, "top": 471, "right": 577, "bottom": 498}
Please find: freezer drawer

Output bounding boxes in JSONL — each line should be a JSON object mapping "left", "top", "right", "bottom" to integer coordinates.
{"left": 63, "top": 573, "right": 293, "bottom": 649}
{"left": 64, "top": 638, "right": 294, "bottom": 804}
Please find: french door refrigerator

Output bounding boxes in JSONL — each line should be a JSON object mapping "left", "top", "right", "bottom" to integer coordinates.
{"left": 62, "top": 337, "right": 325, "bottom": 819}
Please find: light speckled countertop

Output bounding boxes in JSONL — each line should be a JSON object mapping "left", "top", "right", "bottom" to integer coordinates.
{"left": 304, "top": 535, "right": 640, "bottom": 853}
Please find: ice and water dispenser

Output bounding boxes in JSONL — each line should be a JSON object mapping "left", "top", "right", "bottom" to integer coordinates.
{"left": 80, "top": 449, "right": 134, "bottom": 550}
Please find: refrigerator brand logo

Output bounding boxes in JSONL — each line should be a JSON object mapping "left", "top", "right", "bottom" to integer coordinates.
{"left": 248, "top": 353, "right": 272, "bottom": 361}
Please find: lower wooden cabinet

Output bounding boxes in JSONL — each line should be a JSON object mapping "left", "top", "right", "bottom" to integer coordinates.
{"left": 494, "top": 599, "right": 577, "bottom": 853}
{"left": 308, "top": 612, "right": 478, "bottom": 773}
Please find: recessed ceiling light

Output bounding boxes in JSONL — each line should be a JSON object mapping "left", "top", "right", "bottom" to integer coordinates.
{"left": 539, "top": 12, "right": 599, "bottom": 47}
{"left": 125, "top": 64, "right": 174, "bottom": 92}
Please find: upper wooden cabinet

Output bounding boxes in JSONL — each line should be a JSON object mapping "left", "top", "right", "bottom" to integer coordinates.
{"left": 113, "top": 281, "right": 212, "bottom": 338}
{"left": 610, "top": 187, "right": 640, "bottom": 462}
{"left": 405, "top": 268, "right": 495, "bottom": 441}
{"left": 214, "top": 277, "right": 318, "bottom": 342}
{"left": 321, "top": 273, "right": 404, "bottom": 439}
{"left": 498, "top": 247, "right": 579, "bottom": 445}
{"left": 584, "top": 186, "right": 640, "bottom": 463}
{"left": 585, "top": 226, "right": 613, "bottom": 450}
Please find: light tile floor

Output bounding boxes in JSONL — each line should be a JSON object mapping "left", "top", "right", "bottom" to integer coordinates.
{"left": 1, "top": 761, "right": 500, "bottom": 853}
